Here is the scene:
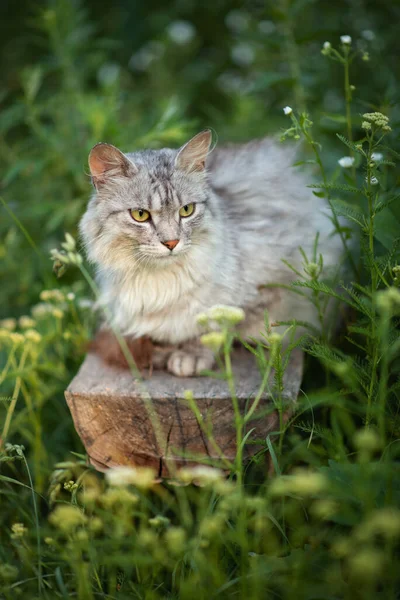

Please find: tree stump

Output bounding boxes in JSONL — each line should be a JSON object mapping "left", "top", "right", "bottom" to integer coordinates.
{"left": 65, "top": 348, "right": 304, "bottom": 476}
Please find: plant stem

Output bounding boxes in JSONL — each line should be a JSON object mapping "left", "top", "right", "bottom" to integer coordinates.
{"left": 224, "top": 338, "right": 243, "bottom": 486}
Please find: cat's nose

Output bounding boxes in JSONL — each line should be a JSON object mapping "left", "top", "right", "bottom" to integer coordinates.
{"left": 161, "top": 239, "right": 179, "bottom": 251}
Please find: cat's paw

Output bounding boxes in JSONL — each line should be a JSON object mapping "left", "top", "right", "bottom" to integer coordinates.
{"left": 167, "top": 349, "right": 215, "bottom": 377}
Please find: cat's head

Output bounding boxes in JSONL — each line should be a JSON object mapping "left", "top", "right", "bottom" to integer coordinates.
{"left": 79, "top": 130, "right": 216, "bottom": 273}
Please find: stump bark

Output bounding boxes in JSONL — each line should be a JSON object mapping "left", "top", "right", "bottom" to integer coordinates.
{"left": 65, "top": 348, "right": 304, "bottom": 476}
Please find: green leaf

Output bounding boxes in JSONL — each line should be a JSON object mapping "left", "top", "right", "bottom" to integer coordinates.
{"left": 336, "top": 133, "right": 365, "bottom": 155}
{"left": 375, "top": 209, "right": 400, "bottom": 250}
{"left": 308, "top": 183, "right": 361, "bottom": 194}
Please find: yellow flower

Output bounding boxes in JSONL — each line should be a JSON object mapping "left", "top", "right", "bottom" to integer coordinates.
{"left": 10, "top": 523, "right": 28, "bottom": 539}
{"left": 0, "top": 318, "right": 16, "bottom": 331}
{"left": 49, "top": 505, "right": 87, "bottom": 531}
{"left": 200, "top": 331, "right": 226, "bottom": 352}
{"left": 25, "top": 329, "right": 42, "bottom": 344}
{"left": 9, "top": 333, "right": 24, "bottom": 346}
{"left": 19, "top": 316, "right": 36, "bottom": 329}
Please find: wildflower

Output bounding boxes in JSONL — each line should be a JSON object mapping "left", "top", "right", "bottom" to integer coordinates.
{"left": 369, "top": 176, "right": 379, "bottom": 185}
{"left": 19, "top": 316, "right": 36, "bottom": 329}
{"left": 66, "top": 292, "right": 75, "bottom": 301}
{"left": 362, "top": 121, "right": 371, "bottom": 130}
{"left": 167, "top": 21, "right": 196, "bottom": 45}
{"left": 371, "top": 152, "right": 383, "bottom": 161}
{"left": 348, "top": 549, "right": 384, "bottom": 581}
{"left": 225, "top": 10, "right": 249, "bottom": 32}
{"left": 49, "top": 505, "right": 87, "bottom": 531}
{"left": 101, "top": 487, "right": 139, "bottom": 508}
{"left": 283, "top": 106, "right": 292, "bottom": 115}
{"left": 62, "top": 233, "right": 77, "bottom": 252}
{"left": 200, "top": 331, "right": 226, "bottom": 352}
{"left": 267, "top": 332, "right": 282, "bottom": 347}
{"left": 356, "top": 508, "right": 400, "bottom": 542}
{"left": 77, "top": 298, "right": 93, "bottom": 309}
{"left": 25, "top": 329, "right": 42, "bottom": 344}
{"left": 304, "top": 262, "right": 321, "bottom": 278}
{"left": 88, "top": 517, "right": 103, "bottom": 533}
{"left": 231, "top": 43, "right": 255, "bottom": 67}
{"left": 353, "top": 428, "right": 381, "bottom": 453}
{"left": 362, "top": 112, "right": 390, "bottom": 126}
{"left": 177, "top": 465, "right": 225, "bottom": 486}
{"left": 10, "top": 523, "right": 28, "bottom": 539}
{"left": 149, "top": 515, "right": 171, "bottom": 528}
{"left": 311, "top": 499, "right": 338, "bottom": 520}
{"left": 164, "top": 527, "right": 186, "bottom": 554}
{"left": 338, "top": 156, "right": 355, "bottom": 168}
{"left": 52, "top": 308, "right": 63, "bottom": 319}
{"left": 50, "top": 234, "right": 83, "bottom": 269}
{"left": 258, "top": 20, "right": 276, "bottom": 35}
{"left": 64, "top": 480, "right": 79, "bottom": 492}
{"left": 333, "top": 361, "right": 351, "bottom": 377}
{"left": 105, "top": 465, "right": 156, "bottom": 489}
{"left": 0, "top": 318, "right": 16, "bottom": 331}
{"left": 31, "top": 303, "right": 53, "bottom": 318}
{"left": 44, "top": 537, "right": 54, "bottom": 545}
{"left": 392, "top": 265, "right": 400, "bottom": 286}
{"left": 269, "top": 469, "right": 328, "bottom": 497}
{"left": 0, "top": 564, "right": 18, "bottom": 583}
{"left": 9, "top": 333, "right": 24, "bottom": 346}
{"left": 207, "top": 305, "right": 245, "bottom": 325}
{"left": 340, "top": 35, "right": 352, "bottom": 45}
{"left": 40, "top": 289, "right": 64, "bottom": 302}
{"left": 362, "top": 30, "right": 375, "bottom": 41}
{"left": 199, "top": 515, "right": 226, "bottom": 538}
{"left": 321, "top": 41, "right": 331, "bottom": 56}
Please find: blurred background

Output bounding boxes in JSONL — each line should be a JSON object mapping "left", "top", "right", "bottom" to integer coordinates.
{"left": 0, "top": 0, "right": 399, "bottom": 317}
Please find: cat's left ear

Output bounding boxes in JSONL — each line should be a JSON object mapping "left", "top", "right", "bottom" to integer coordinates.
{"left": 175, "top": 130, "right": 212, "bottom": 174}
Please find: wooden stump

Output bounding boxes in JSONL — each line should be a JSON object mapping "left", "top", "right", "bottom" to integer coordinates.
{"left": 65, "top": 348, "right": 304, "bottom": 476}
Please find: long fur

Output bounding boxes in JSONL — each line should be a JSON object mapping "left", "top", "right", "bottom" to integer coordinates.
{"left": 79, "top": 135, "right": 343, "bottom": 348}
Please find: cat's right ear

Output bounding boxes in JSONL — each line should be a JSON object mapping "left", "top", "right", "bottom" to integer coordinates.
{"left": 88, "top": 143, "right": 138, "bottom": 189}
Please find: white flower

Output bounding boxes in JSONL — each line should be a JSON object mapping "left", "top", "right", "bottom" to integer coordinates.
{"left": 258, "top": 20, "right": 276, "bottom": 35}
{"left": 225, "top": 10, "right": 249, "bottom": 32}
{"left": 167, "top": 21, "right": 196, "bottom": 45}
{"left": 105, "top": 466, "right": 156, "bottom": 489}
{"left": 231, "top": 42, "right": 255, "bottom": 67}
{"left": 66, "top": 292, "right": 75, "bottom": 301}
{"left": 371, "top": 152, "right": 383, "bottom": 162}
{"left": 362, "top": 30, "right": 375, "bottom": 41}
{"left": 370, "top": 176, "right": 379, "bottom": 185}
{"left": 323, "top": 41, "right": 331, "bottom": 49}
{"left": 340, "top": 35, "right": 352, "bottom": 45}
{"left": 283, "top": 106, "right": 292, "bottom": 115}
{"left": 177, "top": 465, "right": 224, "bottom": 486}
{"left": 338, "top": 156, "right": 355, "bottom": 168}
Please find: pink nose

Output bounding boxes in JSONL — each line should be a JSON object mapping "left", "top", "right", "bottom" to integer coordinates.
{"left": 162, "top": 239, "right": 179, "bottom": 250}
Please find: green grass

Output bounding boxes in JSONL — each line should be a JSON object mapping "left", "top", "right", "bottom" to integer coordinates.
{"left": 1, "top": 1, "right": 400, "bottom": 598}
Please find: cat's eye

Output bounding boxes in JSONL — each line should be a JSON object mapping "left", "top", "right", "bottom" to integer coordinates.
{"left": 179, "top": 203, "right": 195, "bottom": 218}
{"left": 130, "top": 209, "right": 150, "bottom": 222}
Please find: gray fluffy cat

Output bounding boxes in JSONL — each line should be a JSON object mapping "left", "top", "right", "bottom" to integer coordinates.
{"left": 79, "top": 130, "right": 342, "bottom": 376}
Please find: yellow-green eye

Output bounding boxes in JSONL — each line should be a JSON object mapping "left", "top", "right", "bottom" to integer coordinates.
{"left": 130, "top": 209, "right": 150, "bottom": 222}
{"left": 179, "top": 203, "right": 195, "bottom": 218}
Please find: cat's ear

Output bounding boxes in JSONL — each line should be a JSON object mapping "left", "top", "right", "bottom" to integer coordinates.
{"left": 89, "top": 143, "right": 138, "bottom": 189}
{"left": 175, "top": 130, "right": 212, "bottom": 174}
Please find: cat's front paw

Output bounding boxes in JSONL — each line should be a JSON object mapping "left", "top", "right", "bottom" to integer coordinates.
{"left": 167, "top": 349, "right": 215, "bottom": 377}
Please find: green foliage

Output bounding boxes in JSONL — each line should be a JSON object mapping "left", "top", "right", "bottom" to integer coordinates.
{"left": 1, "top": 0, "right": 400, "bottom": 598}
